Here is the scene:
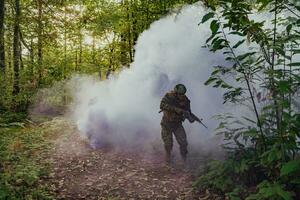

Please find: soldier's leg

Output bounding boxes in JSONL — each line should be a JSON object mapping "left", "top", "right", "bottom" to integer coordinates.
{"left": 161, "top": 125, "right": 173, "bottom": 163}
{"left": 174, "top": 125, "right": 188, "bottom": 161}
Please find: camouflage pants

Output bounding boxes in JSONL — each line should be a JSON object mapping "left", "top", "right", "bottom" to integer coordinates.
{"left": 161, "top": 123, "right": 188, "bottom": 160}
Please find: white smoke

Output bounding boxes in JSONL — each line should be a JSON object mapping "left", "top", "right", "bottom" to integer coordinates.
{"left": 69, "top": 3, "right": 230, "bottom": 154}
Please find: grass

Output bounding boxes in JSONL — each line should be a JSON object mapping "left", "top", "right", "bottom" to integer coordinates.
{"left": 0, "top": 125, "right": 53, "bottom": 199}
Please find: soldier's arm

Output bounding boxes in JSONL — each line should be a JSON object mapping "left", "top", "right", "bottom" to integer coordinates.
{"left": 185, "top": 96, "right": 191, "bottom": 113}
{"left": 184, "top": 97, "right": 203, "bottom": 123}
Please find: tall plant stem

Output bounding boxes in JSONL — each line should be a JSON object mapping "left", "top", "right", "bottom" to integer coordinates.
{"left": 217, "top": 16, "right": 267, "bottom": 151}
{"left": 271, "top": 0, "right": 281, "bottom": 134}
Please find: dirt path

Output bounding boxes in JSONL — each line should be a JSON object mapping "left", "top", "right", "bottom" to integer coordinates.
{"left": 40, "top": 118, "right": 215, "bottom": 200}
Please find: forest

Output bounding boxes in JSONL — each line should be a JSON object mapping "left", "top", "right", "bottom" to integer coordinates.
{"left": 0, "top": 0, "right": 300, "bottom": 199}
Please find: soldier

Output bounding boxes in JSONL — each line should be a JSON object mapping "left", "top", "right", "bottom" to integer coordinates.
{"left": 160, "top": 84, "right": 192, "bottom": 164}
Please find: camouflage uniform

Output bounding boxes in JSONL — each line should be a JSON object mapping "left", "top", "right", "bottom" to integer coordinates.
{"left": 160, "top": 90, "right": 191, "bottom": 162}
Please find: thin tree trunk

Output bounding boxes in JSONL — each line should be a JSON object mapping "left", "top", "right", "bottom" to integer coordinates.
{"left": 0, "top": 0, "right": 5, "bottom": 76}
{"left": 146, "top": 0, "right": 149, "bottom": 28}
{"left": 63, "top": 6, "right": 67, "bottom": 79}
{"left": 131, "top": 0, "right": 138, "bottom": 58}
{"left": 120, "top": 33, "right": 127, "bottom": 65}
{"left": 78, "top": 0, "right": 83, "bottom": 69}
{"left": 106, "top": 47, "right": 114, "bottom": 79}
{"left": 120, "top": 0, "right": 128, "bottom": 65}
{"left": 126, "top": 1, "right": 133, "bottom": 62}
{"left": 30, "top": 38, "right": 34, "bottom": 67}
{"left": 37, "top": 0, "right": 43, "bottom": 84}
{"left": 75, "top": 49, "right": 78, "bottom": 71}
{"left": 270, "top": 0, "right": 282, "bottom": 137}
{"left": 19, "top": 39, "right": 23, "bottom": 69}
{"left": 92, "top": 35, "right": 95, "bottom": 64}
{"left": 12, "top": 0, "right": 20, "bottom": 96}
{"left": 79, "top": 34, "right": 82, "bottom": 67}
{"left": 7, "top": 33, "right": 12, "bottom": 74}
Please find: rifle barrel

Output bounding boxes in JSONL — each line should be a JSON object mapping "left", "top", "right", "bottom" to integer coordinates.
{"left": 198, "top": 120, "right": 208, "bottom": 129}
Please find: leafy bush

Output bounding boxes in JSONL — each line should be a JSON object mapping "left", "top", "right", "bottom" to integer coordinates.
{"left": 0, "top": 111, "right": 27, "bottom": 124}
{"left": 195, "top": 0, "right": 300, "bottom": 199}
{"left": 0, "top": 127, "right": 52, "bottom": 199}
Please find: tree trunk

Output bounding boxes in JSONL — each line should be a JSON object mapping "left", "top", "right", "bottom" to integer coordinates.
{"left": 12, "top": 0, "right": 20, "bottom": 96}
{"left": 30, "top": 38, "right": 34, "bottom": 67}
{"left": 126, "top": 1, "right": 133, "bottom": 63}
{"left": 106, "top": 47, "right": 114, "bottom": 79}
{"left": 75, "top": 48, "right": 78, "bottom": 71}
{"left": 19, "top": 39, "right": 23, "bottom": 69}
{"left": 120, "top": 33, "right": 127, "bottom": 65}
{"left": 92, "top": 35, "right": 96, "bottom": 64}
{"left": 37, "top": 0, "right": 43, "bottom": 84}
{"left": 7, "top": 33, "right": 12, "bottom": 73}
{"left": 63, "top": 6, "right": 67, "bottom": 79}
{"left": 131, "top": 0, "right": 138, "bottom": 58}
{"left": 146, "top": 0, "right": 150, "bottom": 28}
{"left": 79, "top": 36, "right": 82, "bottom": 66}
{"left": 0, "top": 0, "right": 5, "bottom": 76}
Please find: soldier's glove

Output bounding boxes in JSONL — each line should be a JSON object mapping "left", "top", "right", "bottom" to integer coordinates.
{"left": 188, "top": 116, "right": 196, "bottom": 123}
{"left": 183, "top": 111, "right": 197, "bottom": 123}
{"left": 182, "top": 110, "right": 190, "bottom": 117}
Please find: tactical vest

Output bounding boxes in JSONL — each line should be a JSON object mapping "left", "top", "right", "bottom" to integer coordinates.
{"left": 161, "top": 91, "right": 190, "bottom": 123}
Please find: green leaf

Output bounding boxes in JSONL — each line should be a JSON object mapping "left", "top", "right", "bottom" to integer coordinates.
{"left": 287, "top": 62, "right": 300, "bottom": 67}
{"left": 212, "top": 38, "right": 226, "bottom": 51}
{"left": 286, "top": 24, "right": 292, "bottom": 34}
{"left": 236, "top": 52, "right": 256, "bottom": 61}
{"left": 232, "top": 40, "right": 245, "bottom": 49}
{"left": 205, "top": 77, "right": 218, "bottom": 85}
{"left": 275, "top": 184, "right": 293, "bottom": 200}
{"left": 229, "top": 31, "right": 245, "bottom": 36}
{"left": 201, "top": 12, "right": 214, "bottom": 24}
{"left": 275, "top": 47, "right": 291, "bottom": 60}
{"left": 280, "top": 160, "right": 300, "bottom": 176}
{"left": 210, "top": 20, "right": 220, "bottom": 35}
{"left": 242, "top": 116, "right": 256, "bottom": 124}
{"left": 277, "top": 81, "right": 290, "bottom": 93}
{"left": 211, "top": 68, "right": 220, "bottom": 75}
{"left": 292, "top": 49, "right": 300, "bottom": 55}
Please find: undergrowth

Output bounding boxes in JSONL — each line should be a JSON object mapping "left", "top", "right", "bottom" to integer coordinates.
{"left": 0, "top": 125, "right": 53, "bottom": 199}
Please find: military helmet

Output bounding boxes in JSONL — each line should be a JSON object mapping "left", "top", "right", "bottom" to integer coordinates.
{"left": 174, "top": 84, "right": 187, "bottom": 94}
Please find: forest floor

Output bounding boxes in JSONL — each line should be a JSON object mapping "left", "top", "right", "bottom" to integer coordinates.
{"left": 42, "top": 117, "right": 216, "bottom": 200}
{"left": 1, "top": 116, "right": 222, "bottom": 200}
{"left": 47, "top": 126, "right": 193, "bottom": 199}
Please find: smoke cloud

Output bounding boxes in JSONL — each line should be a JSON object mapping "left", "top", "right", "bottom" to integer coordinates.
{"left": 70, "top": 3, "right": 229, "bottom": 155}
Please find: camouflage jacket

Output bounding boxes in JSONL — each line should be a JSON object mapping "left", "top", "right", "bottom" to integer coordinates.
{"left": 160, "top": 91, "right": 191, "bottom": 123}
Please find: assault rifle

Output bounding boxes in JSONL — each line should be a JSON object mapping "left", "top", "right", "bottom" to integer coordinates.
{"left": 183, "top": 111, "right": 208, "bottom": 129}
{"left": 159, "top": 109, "right": 208, "bottom": 129}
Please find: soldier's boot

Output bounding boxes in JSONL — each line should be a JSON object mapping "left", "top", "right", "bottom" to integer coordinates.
{"left": 179, "top": 150, "right": 189, "bottom": 171}
{"left": 164, "top": 145, "right": 172, "bottom": 165}
{"left": 165, "top": 151, "right": 171, "bottom": 164}
{"left": 180, "top": 148, "right": 188, "bottom": 163}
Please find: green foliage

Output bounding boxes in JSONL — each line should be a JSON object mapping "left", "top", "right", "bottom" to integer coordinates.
{"left": 280, "top": 160, "right": 300, "bottom": 177}
{"left": 0, "top": 0, "right": 200, "bottom": 111}
{"left": 196, "top": 0, "right": 300, "bottom": 199}
{"left": 0, "top": 111, "right": 27, "bottom": 124}
{"left": 246, "top": 181, "right": 294, "bottom": 200}
{"left": 0, "top": 127, "right": 53, "bottom": 199}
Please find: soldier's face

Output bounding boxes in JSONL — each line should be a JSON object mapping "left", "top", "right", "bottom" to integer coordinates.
{"left": 176, "top": 86, "right": 186, "bottom": 95}
{"left": 176, "top": 91, "right": 185, "bottom": 96}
